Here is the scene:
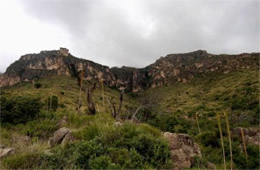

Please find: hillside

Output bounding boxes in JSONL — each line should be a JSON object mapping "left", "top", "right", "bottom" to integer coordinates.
{"left": 0, "top": 49, "right": 259, "bottom": 169}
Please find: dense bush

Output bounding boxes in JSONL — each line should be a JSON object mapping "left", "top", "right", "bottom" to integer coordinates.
{"left": 233, "top": 144, "right": 260, "bottom": 169}
{"left": 4, "top": 123, "right": 171, "bottom": 169}
{"left": 148, "top": 113, "right": 193, "bottom": 134}
{"left": 196, "top": 131, "right": 219, "bottom": 147}
{"left": 1, "top": 152, "right": 46, "bottom": 169}
{"left": 0, "top": 96, "right": 42, "bottom": 124}
{"left": 34, "top": 82, "right": 42, "bottom": 89}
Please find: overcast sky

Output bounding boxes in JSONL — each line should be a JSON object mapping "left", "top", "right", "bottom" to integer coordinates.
{"left": 0, "top": 0, "right": 259, "bottom": 72}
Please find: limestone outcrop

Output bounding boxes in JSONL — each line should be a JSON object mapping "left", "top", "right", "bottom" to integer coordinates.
{"left": 0, "top": 48, "right": 258, "bottom": 92}
{"left": 163, "top": 132, "right": 201, "bottom": 169}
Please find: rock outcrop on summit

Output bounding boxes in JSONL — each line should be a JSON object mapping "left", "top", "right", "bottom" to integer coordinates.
{"left": 0, "top": 48, "right": 258, "bottom": 92}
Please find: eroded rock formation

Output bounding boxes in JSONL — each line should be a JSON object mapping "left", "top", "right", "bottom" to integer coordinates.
{"left": 0, "top": 48, "right": 258, "bottom": 92}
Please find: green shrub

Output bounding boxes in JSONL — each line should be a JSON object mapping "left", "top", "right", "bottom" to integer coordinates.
{"left": 88, "top": 156, "right": 119, "bottom": 169}
{"left": 43, "top": 144, "right": 78, "bottom": 169}
{"left": 76, "top": 139, "right": 107, "bottom": 169}
{"left": 233, "top": 144, "right": 260, "bottom": 169}
{"left": 196, "top": 131, "right": 219, "bottom": 147}
{"left": 34, "top": 83, "right": 42, "bottom": 89}
{"left": 0, "top": 96, "right": 42, "bottom": 124}
{"left": 148, "top": 113, "right": 193, "bottom": 134}
{"left": 24, "top": 123, "right": 172, "bottom": 169}
{"left": 1, "top": 122, "right": 171, "bottom": 169}
{"left": 81, "top": 124, "right": 100, "bottom": 140}
{"left": 1, "top": 152, "right": 45, "bottom": 169}
{"left": 132, "top": 134, "right": 171, "bottom": 168}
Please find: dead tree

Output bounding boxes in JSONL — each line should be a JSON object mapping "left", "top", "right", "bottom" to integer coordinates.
{"left": 86, "top": 83, "right": 96, "bottom": 115}
{"left": 108, "top": 90, "right": 124, "bottom": 120}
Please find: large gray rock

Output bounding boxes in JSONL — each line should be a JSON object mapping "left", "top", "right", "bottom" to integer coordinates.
{"left": 61, "top": 131, "right": 75, "bottom": 145}
{"left": 163, "top": 132, "right": 201, "bottom": 170}
{"left": 48, "top": 127, "right": 70, "bottom": 147}
{"left": 0, "top": 146, "right": 15, "bottom": 159}
{"left": 206, "top": 162, "right": 217, "bottom": 170}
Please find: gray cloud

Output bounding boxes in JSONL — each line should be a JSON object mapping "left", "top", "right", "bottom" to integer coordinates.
{"left": 1, "top": 0, "right": 259, "bottom": 72}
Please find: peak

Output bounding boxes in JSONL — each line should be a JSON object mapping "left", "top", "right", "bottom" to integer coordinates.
{"left": 40, "top": 47, "right": 69, "bottom": 56}
{"left": 191, "top": 50, "right": 208, "bottom": 55}
{"left": 59, "top": 47, "right": 69, "bottom": 56}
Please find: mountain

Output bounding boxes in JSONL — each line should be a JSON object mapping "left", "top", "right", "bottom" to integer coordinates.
{"left": 0, "top": 48, "right": 259, "bottom": 169}
{"left": 1, "top": 48, "right": 259, "bottom": 92}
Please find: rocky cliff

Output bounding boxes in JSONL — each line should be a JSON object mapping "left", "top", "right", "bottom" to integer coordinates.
{"left": 0, "top": 48, "right": 259, "bottom": 91}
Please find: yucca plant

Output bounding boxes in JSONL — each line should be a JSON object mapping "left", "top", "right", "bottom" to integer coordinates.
{"left": 240, "top": 128, "right": 248, "bottom": 168}
{"left": 77, "top": 70, "right": 84, "bottom": 114}
{"left": 101, "top": 80, "right": 105, "bottom": 107}
{"left": 217, "top": 113, "right": 226, "bottom": 170}
{"left": 195, "top": 112, "right": 201, "bottom": 134}
{"left": 224, "top": 112, "right": 233, "bottom": 170}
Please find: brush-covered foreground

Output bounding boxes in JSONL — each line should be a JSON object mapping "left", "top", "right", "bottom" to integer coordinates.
{"left": 0, "top": 69, "right": 259, "bottom": 169}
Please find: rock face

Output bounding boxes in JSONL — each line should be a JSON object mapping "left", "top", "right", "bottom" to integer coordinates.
{"left": 48, "top": 127, "right": 74, "bottom": 147}
{"left": 0, "top": 48, "right": 258, "bottom": 92}
{"left": 163, "top": 132, "right": 201, "bottom": 169}
{"left": 0, "top": 145, "right": 15, "bottom": 159}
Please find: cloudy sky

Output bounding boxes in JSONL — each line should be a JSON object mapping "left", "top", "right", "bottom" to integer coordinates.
{"left": 0, "top": 0, "right": 259, "bottom": 72}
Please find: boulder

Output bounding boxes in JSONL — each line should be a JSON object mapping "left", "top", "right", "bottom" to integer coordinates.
{"left": 11, "top": 135, "right": 31, "bottom": 145}
{"left": 163, "top": 132, "right": 201, "bottom": 170}
{"left": 48, "top": 127, "right": 70, "bottom": 147}
{"left": 206, "top": 162, "right": 217, "bottom": 170}
{"left": 0, "top": 146, "right": 15, "bottom": 159}
{"left": 61, "top": 131, "right": 75, "bottom": 145}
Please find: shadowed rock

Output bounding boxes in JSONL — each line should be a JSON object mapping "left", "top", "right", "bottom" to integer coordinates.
{"left": 48, "top": 127, "right": 71, "bottom": 147}
{"left": 163, "top": 132, "right": 201, "bottom": 170}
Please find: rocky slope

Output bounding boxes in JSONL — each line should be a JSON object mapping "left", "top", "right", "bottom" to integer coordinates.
{"left": 0, "top": 48, "right": 259, "bottom": 91}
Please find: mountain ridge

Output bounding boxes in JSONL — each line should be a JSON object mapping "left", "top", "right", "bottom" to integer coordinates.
{"left": 0, "top": 48, "right": 259, "bottom": 91}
